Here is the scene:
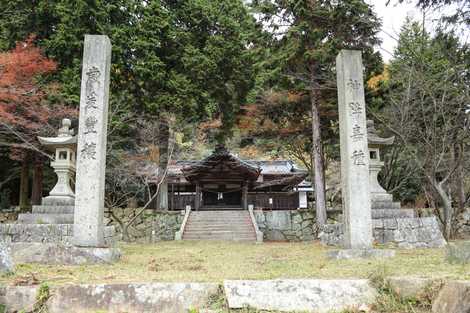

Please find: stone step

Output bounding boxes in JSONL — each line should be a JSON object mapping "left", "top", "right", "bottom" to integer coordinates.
{"left": 184, "top": 237, "right": 256, "bottom": 242}
{"left": 189, "top": 215, "right": 251, "bottom": 219}
{"left": 41, "top": 196, "right": 74, "bottom": 206}
{"left": 189, "top": 214, "right": 251, "bottom": 217}
{"left": 183, "top": 233, "right": 256, "bottom": 239}
{"left": 183, "top": 210, "right": 256, "bottom": 241}
{"left": 17, "top": 213, "right": 74, "bottom": 224}
{"left": 32, "top": 205, "right": 75, "bottom": 214}
{"left": 191, "top": 211, "right": 248, "bottom": 214}
{"left": 371, "top": 201, "right": 401, "bottom": 210}
{"left": 186, "top": 220, "right": 252, "bottom": 225}
{"left": 372, "top": 209, "right": 415, "bottom": 219}
{"left": 371, "top": 193, "right": 393, "bottom": 202}
{"left": 185, "top": 227, "right": 254, "bottom": 232}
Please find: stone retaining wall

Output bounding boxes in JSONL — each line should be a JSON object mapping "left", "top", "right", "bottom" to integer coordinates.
{"left": 457, "top": 208, "right": 470, "bottom": 239}
{"left": 104, "top": 209, "right": 184, "bottom": 242}
{"left": 319, "top": 216, "right": 446, "bottom": 248}
{"left": 254, "top": 209, "right": 317, "bottom": 241}
{"left": 0, "top": 213, "right": 18, "bottom": 224}
{"left": 0, "top": 224, "right": 116, "bottom": 246}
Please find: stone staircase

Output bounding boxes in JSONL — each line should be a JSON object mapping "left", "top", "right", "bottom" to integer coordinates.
{"left": 182, "top": 210, "right": 257, "bottom": 241}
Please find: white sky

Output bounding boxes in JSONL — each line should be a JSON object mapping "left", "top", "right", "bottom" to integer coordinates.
{"left": 367, "top": 0, "right": 419, "bottom": 61}
{"left": 368, "top": 0, "right": 469, "bottom": 62}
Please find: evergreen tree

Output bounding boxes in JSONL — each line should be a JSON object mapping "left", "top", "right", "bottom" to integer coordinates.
{"left": 251, "top": 0, "right": 382, "bottom": 225}
{"left": 381, "top": 19, "right": 470, "bottom": 238}
{"left": 0, "top": 0, "right": 259, "bottom": 143}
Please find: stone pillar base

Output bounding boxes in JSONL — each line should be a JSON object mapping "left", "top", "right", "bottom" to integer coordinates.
{"left": 326, "top": 249, "right": 396, "bottom": 260}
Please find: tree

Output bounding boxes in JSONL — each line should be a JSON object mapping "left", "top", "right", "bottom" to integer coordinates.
{"left": 251, "top": 0, "right": 382, "bottom": 225}
{"left": 377, "top": 20, "right": 470, "bottom": 238}
{"left": 0, "top": 35, "right": 76, "bottom": 208}
{"left": 0, "top": 0, "right": 260, "bottom": 144}
{"left": 105, "top": 116, "right": 175, "bottom": 242}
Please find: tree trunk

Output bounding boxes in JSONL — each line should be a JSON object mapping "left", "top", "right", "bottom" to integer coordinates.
{"left": 310, "top": 88, "right": 327, "bottom": 226}
{"left": 31, "top": 162, "right": 43, "bottom": 205}
{"left": 454, "top": 144, "right": 465, "bottom": 211}
{"left": 432, "top": 179, "right": 453, "bottom": 240}
{"left": 19, "top": 160, "right": 30, "bottom": 210}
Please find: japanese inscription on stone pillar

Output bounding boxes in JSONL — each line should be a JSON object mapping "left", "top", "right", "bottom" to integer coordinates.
{"left": 336, "top": 50, "right": 373, "bottom": 249}
{"left": 74, "top": 35, "right": 111, "bottom": 247}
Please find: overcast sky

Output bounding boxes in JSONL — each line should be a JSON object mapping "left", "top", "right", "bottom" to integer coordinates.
{"left": 367, "top": 0, "right": 418, "bottom": 61}
{"left": 368, "top": 0, "right": 469, "bottom": 62}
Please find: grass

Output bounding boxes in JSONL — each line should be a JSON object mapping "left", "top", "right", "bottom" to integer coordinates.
{"left": 1, "top": 241, "right": 469, "bottom": 286}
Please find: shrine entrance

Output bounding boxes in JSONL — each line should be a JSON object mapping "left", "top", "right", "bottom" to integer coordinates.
{"left": 182, "top": 145, "right": 260, "bottom": 211}
{"left": 200, "top": 183, "right": 243, "bottom": 209}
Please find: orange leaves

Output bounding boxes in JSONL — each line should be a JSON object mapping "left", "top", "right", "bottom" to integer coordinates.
{"left": 0, "top": 35, "right": 59, "bottom": 129}
{"left": 0, "top": 35, "right": 77, "bottom": 162}
{"left": 0, "top": 35, "right": 56, "bottom": 89}
{"left": 367, "top": 65, "right": 389, "bottom": 91}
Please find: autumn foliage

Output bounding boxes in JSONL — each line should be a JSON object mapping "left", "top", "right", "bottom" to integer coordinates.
{"left": 0, "top": 35, "right": 76, "bottom": 159}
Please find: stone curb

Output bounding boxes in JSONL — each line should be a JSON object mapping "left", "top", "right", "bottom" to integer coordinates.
{"left": 0, "top": 282, "right": 219, "bottom": 313}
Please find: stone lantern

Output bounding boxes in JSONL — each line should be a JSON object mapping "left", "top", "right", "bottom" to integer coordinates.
{"left": 38, "top": 118, "right": 77, "bottom": 205}
{"left": 367, "top": 120, "right": 395, "bottom": 203}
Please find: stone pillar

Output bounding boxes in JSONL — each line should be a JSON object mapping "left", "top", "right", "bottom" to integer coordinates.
{"left": 73, "top": 35, "right": 111, "bottom": 247}
{"left": 336, "top": 50, "right": 373, "bottom": 249}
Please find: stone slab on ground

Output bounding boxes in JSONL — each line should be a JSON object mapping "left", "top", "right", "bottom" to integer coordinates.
{"left": 9, "top": 242, "right": 121, "bottom": 265}
{"left": 0, "top": 283, "right": 219, "bottom": 313}
{"left": 446, "top": 241, "right": 470, "bottom": 264}
{"left": 224, "top": 279, "right": 377, "bottom": 312}
{"left": 388, "top": 277, "right": 437, "bottom": 299}
{"left": 0, "top": 285, "right": 38, "bottom": 313}
{"left": 432, "top": 281, "right": 470, "bottom": 313}
{"left": 0, "top": 242, "right": 13, "bottom": 274}
{"left": 327, "top": 249, "right": 395, "bottom": 260}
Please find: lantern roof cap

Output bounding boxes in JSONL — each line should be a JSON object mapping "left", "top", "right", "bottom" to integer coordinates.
{"left": 38, "top": 118, "right": 77, "bottom": 150}
{"left": 367, "top": 120, "right": 394, "bottom": 146}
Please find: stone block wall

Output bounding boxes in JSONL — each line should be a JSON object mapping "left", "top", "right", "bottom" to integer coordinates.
{"left": 0, "top": 224, "right": 72, "bottom": 244}
{"left": 0, "top": 224, "right": 116, "bottom": 246}
{"left": 0, "top": 212, "right": 18, "bottom": 223}
{"left": 319, "top": 216, "right": 446, "bottom": 248}
{"left": 254, "top": 209, "right": 317, "bottom": 241}
{"left": 457, "top": 208, "right": 470, "bottom": 239}
{"left": 104, "top": 209, "right": 184, "bottom": 242}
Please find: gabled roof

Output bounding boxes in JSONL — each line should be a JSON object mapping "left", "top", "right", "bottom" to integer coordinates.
{"left": 181, "top": 145, "right": 261, "bottom": 182}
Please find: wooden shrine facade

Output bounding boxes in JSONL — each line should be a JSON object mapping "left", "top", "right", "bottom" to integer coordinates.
{"left": 162, "top": 145, "right": 310, "bottom": 211}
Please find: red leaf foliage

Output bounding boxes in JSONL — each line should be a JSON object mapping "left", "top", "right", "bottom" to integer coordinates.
{"left": 0, "top": 35, "right": 77, "bottom": 161}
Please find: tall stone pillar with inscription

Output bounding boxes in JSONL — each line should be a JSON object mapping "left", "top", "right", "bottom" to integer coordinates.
{"left": 336, "top": 50, "right": 373, "bottom": 250}
{"left": 74, "top": 35, "right": 111, "bottom": 247}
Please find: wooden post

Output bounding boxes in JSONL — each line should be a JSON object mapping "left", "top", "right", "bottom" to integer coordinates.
{"left": 195, "top": 182, "right": 200, "bottom": 211}
{"left": 19, "top": 160, "right": 30, "bottom": 210}
{"left": 242, "top": 181, "right": 248, "bottom": 210}
{"left": 170, "top": 183, "right": 174, "bottom": 211}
